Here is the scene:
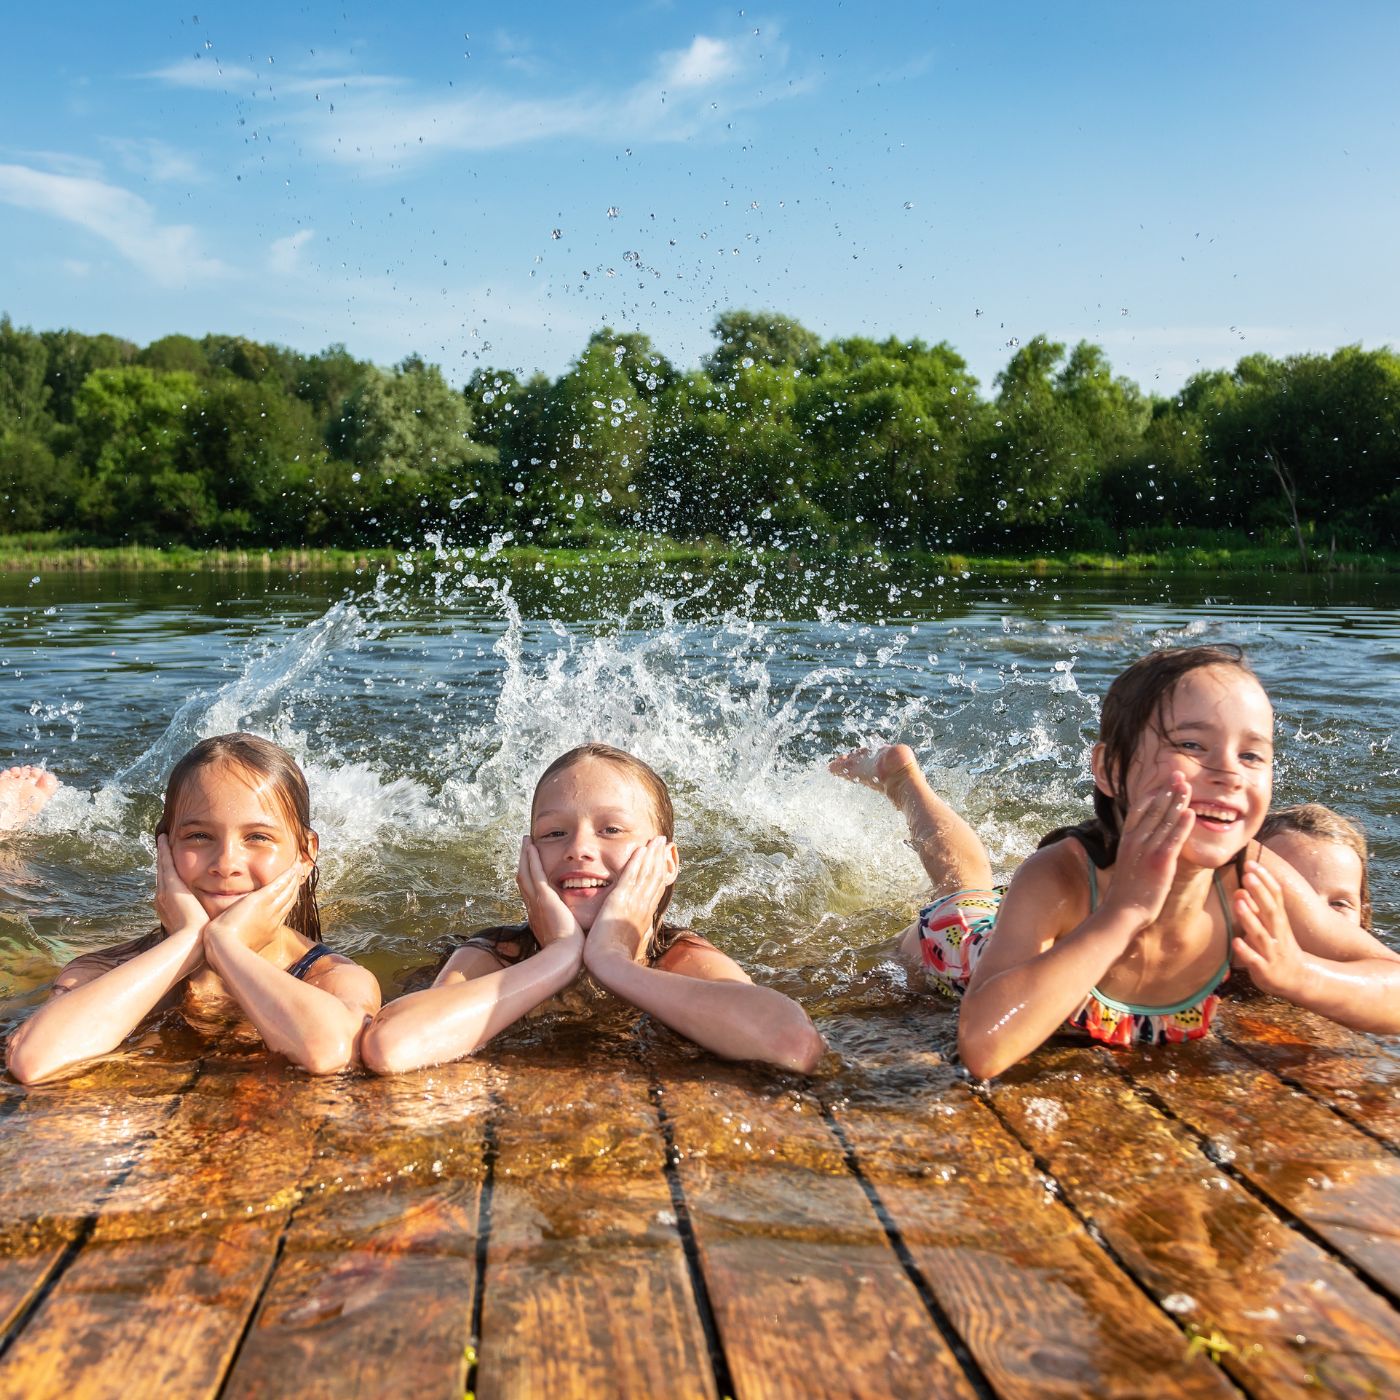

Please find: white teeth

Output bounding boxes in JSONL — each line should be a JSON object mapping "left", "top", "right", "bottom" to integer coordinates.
{"left": 1192, "top": 806, "right": 1237, "bottom": 823}
{"left": 561, "top": 878, "right": 609, "bottom": 890}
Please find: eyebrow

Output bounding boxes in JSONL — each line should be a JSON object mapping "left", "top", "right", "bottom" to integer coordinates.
{"left": 175, "top": 813, "right": 283, "bottom": 828}
{"left": 1169, "top": 721, "right": 1273, "bottom": 744}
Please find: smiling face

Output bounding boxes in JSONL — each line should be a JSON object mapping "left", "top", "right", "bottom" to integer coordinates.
{"left": 168, "top": 761, "right": 316, "bottom": 919}
{"left": 1096, "top": 664, "right": 1274, "bottom": 868}
{"left": 529, "top": 756, "right": 677, "bottom": 932}
{"left": 1263, "top": 830, "right": 1365, "bottom": 926}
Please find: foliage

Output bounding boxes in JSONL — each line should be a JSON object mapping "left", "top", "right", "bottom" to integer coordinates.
{"left": 0, "top": 312, "right": 1393, "bottom": 561}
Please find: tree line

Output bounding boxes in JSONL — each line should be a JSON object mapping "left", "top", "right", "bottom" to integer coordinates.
{"left": 1, "top": 311, "right": 1396, "bottom": 554}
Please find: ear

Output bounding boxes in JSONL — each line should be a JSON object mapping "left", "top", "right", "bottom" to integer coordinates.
{"left": 661, "top": 840, "right": 679, "bottom": 888}
{"left": 1090, "top": 742, "right": 1115, "bottom": 798}
{"left": 305, "top": 829, "right": 320, "bottom": 864}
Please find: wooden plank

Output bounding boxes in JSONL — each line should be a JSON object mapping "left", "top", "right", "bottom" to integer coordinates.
{"left": 476, "top": 1054, "right": 717, "bottom": 1400}
{"left": 0, "top": 1064, "right": 326, "bottom": 1399}
{"left": 824, "top": 1012, "right": 1236, "bottom": 1399}
{"left": 992, "top": 1043, "right": 1400, "bottom": 1398}
{"left": 0, "top": 1057, "right": 193, "bottom": 1338}
{"left": 221, "top": 1061, "right": 494, "bottom": 1400}
{"left": 1126, "top": 1036, "right": 1400, "bottom": 1298}
{"left": 662, "top": 1059, "right": 980, "bottom": 1400}
{"left": 1218, "top": 998, "right": 1400, "bottom": 1150}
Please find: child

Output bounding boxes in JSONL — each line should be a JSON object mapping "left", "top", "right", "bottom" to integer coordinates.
{"left": 6, "top": 734, "right": 381, "bottom": 1085}
{"left": 1260, "top": 803, "right": 1371, "bottom": 930}
{"left": 0, "top": 764, "right": 59, "bottom": 833}
{"left": 834, "top": 645, "right": 1400, "bottom": 1078}
{"left": 362, "top": 743, "right": 825, "bottom": 1075}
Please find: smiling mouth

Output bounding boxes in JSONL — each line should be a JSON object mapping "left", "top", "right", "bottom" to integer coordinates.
{"left": 560, "top": 877, "right": 611, "bottom": 892}
{"left": 1190, "top": 805, "right": 1240, "bottom": 830}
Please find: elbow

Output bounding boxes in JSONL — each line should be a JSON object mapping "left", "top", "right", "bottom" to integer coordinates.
{"left": 5, "top": 1026, "right": 64, "bottom": 1087}
{"left": 290, "top": 1028, "right": 356, "bottom": 1078}
{"left": 359, "top": 1014, "right": 427, "bottom": 1077}
{"left": 957, "top": 1024, "right": 1009, "bottom": 1082}
{"left": 767, "top": 1014, "right": 827, "bottom": 1076}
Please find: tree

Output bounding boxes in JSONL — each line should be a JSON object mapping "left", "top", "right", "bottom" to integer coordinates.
{"left": 705, "top": 310, "right": 821, "bottom": 384}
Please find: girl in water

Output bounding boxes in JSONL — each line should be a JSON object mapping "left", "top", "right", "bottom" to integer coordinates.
{"left": 834, "top": 645, "right": 1400, "bottom": 1078}
{"left": 1260, "top": 803, "right": 1372, "bottom": 931}
{"left": 6, "top": 734, "right": 381, "bottom": 1085}
{"left": 362, "top": 743, "right": 825, "bottom": 1075}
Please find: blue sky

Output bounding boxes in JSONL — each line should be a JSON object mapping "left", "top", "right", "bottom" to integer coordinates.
{"left": 2, "top": 1, "right": 1397, "bottom": 394}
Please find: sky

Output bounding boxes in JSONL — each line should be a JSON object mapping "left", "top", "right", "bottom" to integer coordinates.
{"left": 2, "top": 1, "right": 1397, "bottom": 395}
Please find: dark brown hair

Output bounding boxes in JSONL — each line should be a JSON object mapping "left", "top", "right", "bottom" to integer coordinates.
{"left": 532, "top": 743, "right": 677, "bottom": 928}
{"left": 1260, "top": 803, "right": 1371, "bottom": 930}
{"left": 155, "top": 732, "right": 321, "bottom": 940}
{"left": 1041, "top": 644, "right": 1265, "bottom": 866}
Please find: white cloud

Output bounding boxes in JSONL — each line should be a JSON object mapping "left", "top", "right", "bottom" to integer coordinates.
{"left": 658, "top": 36, "right": 741, "bottom": 90}
{"left": 270, "top": 28, "right": 799, "bottom": 170}
{"left": 0, "top": 164, "right": 226, "bottom": 286}
{"left": 103, "top": 136, "right": 202, "bottom": 183}
{"left": 147, "top": 56, "right": 257, "bottom": 88}
{"left": 269, "top": 228, "right": 315, "bottom": 274}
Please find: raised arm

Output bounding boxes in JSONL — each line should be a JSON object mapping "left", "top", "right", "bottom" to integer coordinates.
{"left": 1234, "top": 856, "right": 1400, "bottom": 1035}
{"left": 360, "top": 838, "right": 585, "bottom": 1075}
{"left": 582, "top": 838, "right": 826, "bottom": 1073}
{"left": 958, "top": 779, "right": 1196, "bottom": 1079}
{"left": 200, "top": 862, "right": 381, "bottom": 1075}
{"left": 6, "top": 836, "right": 206, "bottom": 1085}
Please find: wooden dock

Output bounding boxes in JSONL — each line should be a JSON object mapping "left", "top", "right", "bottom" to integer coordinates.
{"left": 3, "top": 1000, "right": 1400, "bottom": 1398}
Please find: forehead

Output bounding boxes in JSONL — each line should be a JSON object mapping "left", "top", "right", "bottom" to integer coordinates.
{"left": 533, "top": 758, "right": 653, "bottom": 815}
{"left": 1265, "top": 830, "right": 1364, "bottom": 895}
{"left": 173, "top": 761, "right": 287, "bottom": 822}
{"left": 1163, "top": 666, "right": 1273, "bottom": 730}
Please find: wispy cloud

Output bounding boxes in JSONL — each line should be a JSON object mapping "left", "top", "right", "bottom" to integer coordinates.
{"left": 102, "top": 136, "right": 202, "bottom": 183}
{"left": 227, "top": 29, "right": 803, "bottom": 171}
{"left": 147, "top": 56, "right": 257, "bottom": 89}
{"left": 268, "top": 228, "right": 315, "bottom": 274}
{"left": 0, "top": 164, "right": 226, "bottom": 286}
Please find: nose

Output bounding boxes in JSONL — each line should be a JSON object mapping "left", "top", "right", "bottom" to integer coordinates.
{"left": 209, "top": 837, "right": 246, "bottom": 874}
{"left": 563, "top": 825, "right": 599, "bottom": 861}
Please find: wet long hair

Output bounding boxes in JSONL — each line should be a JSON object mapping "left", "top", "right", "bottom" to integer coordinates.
{"left": 1260, "top": 802, "right": 1372, "bottom": 931}
{"left": 155, "top": 732, "right": 321, "bottom": 941}
{"left": 1039, "top": 645, "right": 1264, "bottom": 868}
{"left": 532, "top": 742, "right": 677, "bottom": 929}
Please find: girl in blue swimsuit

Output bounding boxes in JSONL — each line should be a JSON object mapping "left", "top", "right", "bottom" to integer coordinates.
{"left": 833, "top": 645, "right": 1400, "bottom": 1077}
{"left": 8, "top": 733, "right": 381, "bottom": 1084}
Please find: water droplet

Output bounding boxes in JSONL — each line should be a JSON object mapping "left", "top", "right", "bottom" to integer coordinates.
{"left": 551, "top": 228, "right": 562, "bottom": 239}
{"left": 606, "top": 206, "right": 620, "bottom": 218}
{"left": 903, "top": 201, "right": 914, "bottom": 210}
{"left": 481, "top": 390, "right": 495, "bottom": 404}
{"left": 740, "top": 356, "right": 754, "bottom": 369}
{"left": 610, "top": 398, "right": 626, "bottom": 413}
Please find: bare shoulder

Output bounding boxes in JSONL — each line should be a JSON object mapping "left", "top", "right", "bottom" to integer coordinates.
{"left": 306, "top": 957, "right": 384, "bottom": 1012}
{"left": 974, "top": 839, "right": 1090, "bottom": 971}
{"left": 656, "top": 930, "right": 752, "bottom": 984}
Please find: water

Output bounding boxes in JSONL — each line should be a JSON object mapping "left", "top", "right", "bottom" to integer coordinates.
{"left": 2, "top": 558, "right": 1397, "bottom": 1050}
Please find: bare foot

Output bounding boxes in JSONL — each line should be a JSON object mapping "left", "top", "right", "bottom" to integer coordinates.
{"left": 828, "top": 744, "right": 920, "bottom": 793}
{"left": 0, "top": 766, "right": 59, "bottom": 833}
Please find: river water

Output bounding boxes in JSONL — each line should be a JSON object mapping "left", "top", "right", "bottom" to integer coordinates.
{"left": 1, "top": 556, "right": 1396, "bottom": 1051}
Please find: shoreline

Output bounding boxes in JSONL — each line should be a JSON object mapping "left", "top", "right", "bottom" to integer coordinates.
{"left": 3, "top": 539, "right": 1396, "bottom": 576}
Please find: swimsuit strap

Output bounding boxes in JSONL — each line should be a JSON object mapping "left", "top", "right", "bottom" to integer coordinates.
{"left": 286, "top": 943, "right": 337, "bottom": 980}
{"left": 1082, "top": 850, "right": 1232, "bottom": 1019}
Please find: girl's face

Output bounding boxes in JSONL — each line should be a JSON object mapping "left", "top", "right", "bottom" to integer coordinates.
{"left": 1263, "top": 831, "right": 1365, "bottom": 925}
{"left": 1097, "top": 665, "right": 1274, "bottom": 868}
{"left": 530, "top": 757, "right": 677, "bottom": 931}
{"left": 168, "top": 762, "right": 315, "bottom": 919}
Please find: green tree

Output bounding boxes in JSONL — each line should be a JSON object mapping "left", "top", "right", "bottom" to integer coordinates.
{"left": 705, "top": 310, "right": 821, "bottom": 384}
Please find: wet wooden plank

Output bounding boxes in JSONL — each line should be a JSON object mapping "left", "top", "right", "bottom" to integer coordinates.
{"left": 476, "top": 1055, "right": 717, "bottom": 1400}
{"left": 0, "top": 1056, "right": 194, "bottom": 1337}
{"left": 0, "top": 1063, "right": 327, "bottom": 1399}
{"left": 1124, "top": 1037, "right": 1400, "bottom": 1298}
{"left": 662, "top": 1059, "right": 980, "bottom": 1400}
{"left": 1218, "top": 998, "right": 1400, "bottom": 1150}
{"left": 823, "top": 1013, "right": 1237, "bottom": 1399}
{"left": 992, "top": 1043, "right": 1400, "bottom": 1399}
{"left": 221, "top": 1061, "right": 493, "bottom": 1400}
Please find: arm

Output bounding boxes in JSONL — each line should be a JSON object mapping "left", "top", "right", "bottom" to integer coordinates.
{"left": 958, "top": 779, "right": 1196, "bottom": 1079}
{"left": 582, "top": 839, "right": 826, "bottom": 1073}
{"left": 361, "top": 837, "right": 585, "bottom": 1075}
{"left": 199, "top": 861, "right": 381, "bottom": 1075}
{"left": 1233, "top": 858, "right": 1400, "bottom": 1035}
{"left": 6, "top": 836, "right": 206, "bottom": 1085}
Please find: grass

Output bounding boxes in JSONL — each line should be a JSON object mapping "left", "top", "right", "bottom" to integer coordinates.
{"left": 1, "top": 531, "right": 1394, "bottom": 575}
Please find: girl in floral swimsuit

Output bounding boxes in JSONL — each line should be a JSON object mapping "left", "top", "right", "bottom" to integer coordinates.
{"left": 832, "top": 645, "right": 1400, "bottom": 1077}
